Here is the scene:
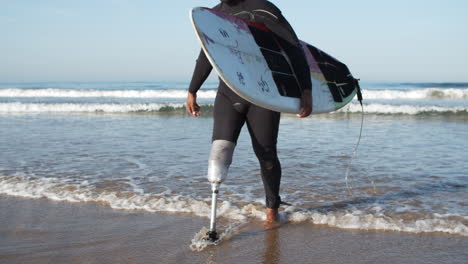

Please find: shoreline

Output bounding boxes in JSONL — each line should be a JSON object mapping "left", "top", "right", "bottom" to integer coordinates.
{"left": 1, "top": 196, "right": 467, "bottom": 264}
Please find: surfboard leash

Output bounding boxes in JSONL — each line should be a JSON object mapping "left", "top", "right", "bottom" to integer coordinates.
{"left": 344, "top": 79, "right": 376, "bottom": 196}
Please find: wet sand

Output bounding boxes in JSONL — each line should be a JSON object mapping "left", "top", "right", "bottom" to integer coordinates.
{"left": 1, "top": 196, "right": 467, "bottom": 264}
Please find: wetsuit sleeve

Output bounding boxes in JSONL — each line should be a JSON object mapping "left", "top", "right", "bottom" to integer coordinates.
{"left": 188, "top": 49, "right": 213, "bottom": 94}
{"left": 187, "top": 4, "right": 223, "bottom": 94}
{"left": 253, "top": 2, "right": 312, "bottom": 92}
{"left": 252, "top": 3, "right": 300, "bottom": 47}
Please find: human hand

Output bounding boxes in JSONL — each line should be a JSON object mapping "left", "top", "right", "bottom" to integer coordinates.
{"left": 186, "top": 92, "right": 201, "bottom": 117}
{"left": 297, "top": 89, "right": 312, "bottom": 118}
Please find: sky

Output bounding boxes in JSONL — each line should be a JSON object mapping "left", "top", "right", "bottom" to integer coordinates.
{"left": 1, "top": 0, "right": 467, "bottom": 82}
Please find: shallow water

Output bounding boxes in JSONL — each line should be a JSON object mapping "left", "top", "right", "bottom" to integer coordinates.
{"left": 0, "top": 81, "right": 467, "bottom": 236}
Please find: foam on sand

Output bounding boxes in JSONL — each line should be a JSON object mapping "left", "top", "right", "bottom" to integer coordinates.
{"left": 1, "top": 176, "right": 466, "bottom": 236}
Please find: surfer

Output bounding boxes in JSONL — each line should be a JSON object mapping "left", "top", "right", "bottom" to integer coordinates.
{"left": 187, "top": 0, "right": 312, "bottom": 229}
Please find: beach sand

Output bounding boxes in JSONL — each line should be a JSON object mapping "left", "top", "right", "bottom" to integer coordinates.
{"left": 1, "top": 196, "right": 466, "bottom": 264}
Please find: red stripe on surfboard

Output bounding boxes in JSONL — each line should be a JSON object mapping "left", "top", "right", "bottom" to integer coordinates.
{"left": 243, "top": 20, "right": 270, "bottom": 32}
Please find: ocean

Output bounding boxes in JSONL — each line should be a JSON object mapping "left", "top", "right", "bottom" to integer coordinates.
{"left": 0, "top": 81, "right": 467, "bottom": 246}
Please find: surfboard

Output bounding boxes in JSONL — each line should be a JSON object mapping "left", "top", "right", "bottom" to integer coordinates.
{"left": 190, "top": 7, "right": 360, "bottom": 114}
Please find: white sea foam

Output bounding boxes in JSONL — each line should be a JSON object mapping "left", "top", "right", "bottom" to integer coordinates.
{"left": 0, "top": 176, "right": 252, "bottom": 221}
{"left": 338, "top": 103, "right": 468, "bottom": 115}
{"left": 0, "top": 175, "right": 212, "bottom": 216}
{"left": 0, "top": 102, "right": 466, "bottom": 115}
{"left": 286, "top": 210, "right": 468, "bottom": 236}
{"left": 0, "top": 89, "right": 217, "bottom": 99}
{"left": 1, "top": 176, "right": 466, "bottom": 236}
{"left": 0, "top": 102, "right": 186, "bottom": 113}
{"left": 363, "top": 88, "right": 468, "bottom": 100}
{"left": 1, "top": 88, "right": 467, "bottom": 100}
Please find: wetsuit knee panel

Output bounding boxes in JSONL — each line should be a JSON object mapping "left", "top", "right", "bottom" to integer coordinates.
{"left": 254, "top": 145, "right": 277, "bottom": 160}
{"left": 254, "top": 146, "right": 279, "bottom": 170}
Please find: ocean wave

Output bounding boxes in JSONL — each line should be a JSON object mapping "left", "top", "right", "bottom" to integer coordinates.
{"left": 2, "top": 87, "right": 467, "bottom": 101}
{"left": 1, "top": 102, "right": 466, "bottom": 115}
{"left": 0, "top": 102, "right": 191, "bottom": 113}
{"left": 1, "top": 176, "right": 466, "bottom": 236}
{"left": 363, "top": 88, "right": 468, "bottom": 100}
{"left": 0, "top": 88, "right": 217, "bottom": 99}
{"left": 399, "top": 82, "right": 468, "bottom": 88}
{"left": 287, "top": 209, "right": 467, "bottom": 236}
{"left": 339, "top": 103, "right": 468, "bottom": 115}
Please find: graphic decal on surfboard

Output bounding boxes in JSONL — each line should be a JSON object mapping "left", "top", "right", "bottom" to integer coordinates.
{"left": 190, "top": 7, "right": 360, "bottom": 114}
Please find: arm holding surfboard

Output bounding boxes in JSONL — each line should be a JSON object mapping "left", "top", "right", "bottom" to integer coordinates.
{"left": 186, "top": 50, "right": 311, "bottom": 118}
{"left": 297, "top": 89, "right": 312, "bottom": 117}
{"left": 249, "top": 3, "right": 313, "bottom": 118}
{"left": 186, "top": 50, "right": 311, "bottom": 117}
{"left": 248, "top": 5, "right": 313, "bottom": 117}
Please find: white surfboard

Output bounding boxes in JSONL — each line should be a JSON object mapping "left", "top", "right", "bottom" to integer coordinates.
{"left": 190, "top": 7, "right": 360, "bottom": 114}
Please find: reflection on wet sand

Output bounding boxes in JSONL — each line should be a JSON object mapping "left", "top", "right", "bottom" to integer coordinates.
{"left": 263, "top": 228, "right": 280, "bottom": 264}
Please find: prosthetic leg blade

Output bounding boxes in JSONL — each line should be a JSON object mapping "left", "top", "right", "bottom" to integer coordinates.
{"left": 204, "top": 186, "right": 219, "bottom": 242}
{"left": 203, "top": 140, "right": 235, "bottom": 243}
{"left": 203, "top": 189, "right": 220, "bottom": 243}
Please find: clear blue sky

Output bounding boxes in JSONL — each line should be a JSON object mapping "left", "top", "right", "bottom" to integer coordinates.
{"left": 1, "top": 0, "right": 467, "bottom": 82}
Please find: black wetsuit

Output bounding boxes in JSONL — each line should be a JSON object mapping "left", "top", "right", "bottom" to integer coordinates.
{"left": 189, "top": 0, "right": 311, "bottom": 209}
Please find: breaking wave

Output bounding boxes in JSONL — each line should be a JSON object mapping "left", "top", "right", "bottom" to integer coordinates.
{"left": 0, "top": 102, "right": 466, "bottom": 116}
{"left": 0, "top": 176, "right": 466, "bottom": 236}
{"left": 363, "top": 88, "right": 468, "bottom": 100}
{"left": 0, "top": 102, "right": 189, "bottom": 113}
{"left": 1, "top": 88, "right": 467, "bottom": 100}
{"left": 0, "top": 88, "right": 217, "bottom": 99}
{"left": 399, "top": 82, "right": 468, "bottom": 88}
{"left": 339, "top": 103, "right": 468, "bottom": 115}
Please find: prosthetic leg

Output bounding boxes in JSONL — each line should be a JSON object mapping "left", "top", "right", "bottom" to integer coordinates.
{"left": 205, "top": 140, "right": 235, "bottom": 242}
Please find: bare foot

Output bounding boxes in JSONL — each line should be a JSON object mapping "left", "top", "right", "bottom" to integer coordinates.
{"left": 264, "top": 208, "right": 280, "bottom": 230}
